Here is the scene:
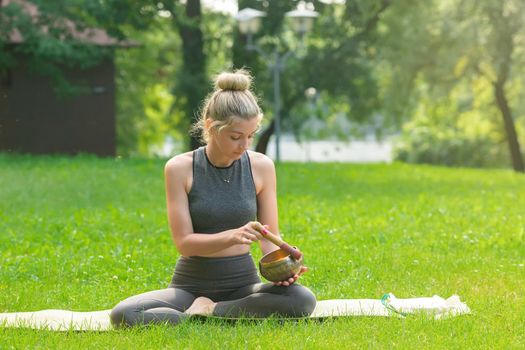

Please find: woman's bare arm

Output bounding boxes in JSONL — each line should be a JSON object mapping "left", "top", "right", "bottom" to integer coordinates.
{"left": 249, "top": 151, "right": 282, "bottom": 256}
{"left": 164, "top": 154, "right": 262, "bottom": 257}
{"left": 249, "top": 151, "right": 307, "bottom": 286}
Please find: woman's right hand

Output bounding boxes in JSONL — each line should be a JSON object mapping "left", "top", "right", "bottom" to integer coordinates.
{"left": 230, "top": 221, "right": 265, "bottom": 245}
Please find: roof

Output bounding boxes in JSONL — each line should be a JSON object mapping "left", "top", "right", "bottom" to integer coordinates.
{"left": 1, "top": 0, "right": 137, "bottom": 47}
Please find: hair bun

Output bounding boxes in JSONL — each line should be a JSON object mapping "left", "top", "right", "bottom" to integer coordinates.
{"left": 215, "top": 70, "right": 251, "bottom": 91}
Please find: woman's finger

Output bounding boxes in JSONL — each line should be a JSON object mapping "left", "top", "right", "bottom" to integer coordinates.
{"left": 247, "top": 233, "right": 259, "bottom": 242}
{"left": 247, "top": 226, "right": 262, "bottom": 238}
{"left": 250, "top": 221, "right": 264, "bottom": 232}
{"left": 242, "top": 232, "right": 257, "bottom": 243}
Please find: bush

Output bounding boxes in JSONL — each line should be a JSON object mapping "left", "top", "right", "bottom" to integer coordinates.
{"left": 393, "top": 115, "right": 511, "bottom": 168}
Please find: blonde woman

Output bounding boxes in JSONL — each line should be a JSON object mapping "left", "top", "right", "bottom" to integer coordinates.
{"left": 110, "top": 70, "right": 316, "bottom": 327}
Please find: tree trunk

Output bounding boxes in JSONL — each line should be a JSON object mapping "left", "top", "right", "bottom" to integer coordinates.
{"left": 493, "top": 80, "right": 524, "bottom": 172}
{"left": 489, "top": 7, "right": 524, "bottom": 173}
{"left": 175, "top": 0, "right": 207, "bottom": 151}
{"left": 255, "top": 119, "right": 275, "bottom": 154}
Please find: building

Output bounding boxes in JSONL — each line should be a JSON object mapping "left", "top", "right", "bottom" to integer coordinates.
{"left": 0, "top": 0, "right": 134, "bottom": 156}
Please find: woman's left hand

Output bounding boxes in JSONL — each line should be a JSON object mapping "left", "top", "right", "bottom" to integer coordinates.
{"left": 273, "top": 265, "right": 308, "bottom": 287}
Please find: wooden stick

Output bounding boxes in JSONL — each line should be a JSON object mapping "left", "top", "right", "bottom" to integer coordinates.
{"left": 260, "top": 228, "right": 303, "bottom": 260}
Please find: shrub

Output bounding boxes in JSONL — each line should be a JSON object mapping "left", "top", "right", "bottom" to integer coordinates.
{"left": 393, "top": 112, "right": 511, "bottom": 168}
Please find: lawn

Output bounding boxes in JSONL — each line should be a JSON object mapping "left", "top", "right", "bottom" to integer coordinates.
{"left": 0, "top": 154, "right": 523, "bottom": 349}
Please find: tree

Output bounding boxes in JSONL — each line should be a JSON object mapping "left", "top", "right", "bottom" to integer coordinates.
{"left": 232, "top": 0, "right": 295, "bottom": 154}
{"left": 163, "top": 0, "right": 208, "bottom": 151}
{"left": 0, "top": 0, "right": 114, "bottom": 94}
{"left": 232, "top": 0, "right": 391, "bottom": 154}
{"left": 378, "top": 0, "right": 525, "bottom": 172}
{"left": 482, "top": 1, "right": 524, "bottom": 172}
{"left": 114, "top": 16, "right": 184, "bottom": 156}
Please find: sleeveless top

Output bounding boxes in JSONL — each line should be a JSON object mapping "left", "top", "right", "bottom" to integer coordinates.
{"left": 188, "top": 146, "right": 257, "bottom": 234}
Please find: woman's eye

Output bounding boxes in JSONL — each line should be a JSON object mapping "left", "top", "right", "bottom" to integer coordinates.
{"left": 231, "top": 137, "right": 240, "bottom": 141}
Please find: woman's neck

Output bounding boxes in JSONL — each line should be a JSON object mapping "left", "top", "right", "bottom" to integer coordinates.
{"left": 205, "top": 144, "right": 234, "bottom": 168}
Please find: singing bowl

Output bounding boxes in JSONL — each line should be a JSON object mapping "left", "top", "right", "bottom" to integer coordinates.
{"left": 259, "top": 248, "right": 304, "bottom": 282}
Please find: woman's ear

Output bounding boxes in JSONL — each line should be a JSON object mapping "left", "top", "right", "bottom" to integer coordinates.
{"left": 204, "top": 118, "right": 212, "bottom": 129}
{"left": 205, "top": 118, "right": 218, "bottom": 138}
{"left": 204, "top": 118, "right": 213, "bottom": 133}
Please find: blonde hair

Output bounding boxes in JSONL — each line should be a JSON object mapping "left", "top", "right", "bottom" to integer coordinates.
{"left": 192, "top": 69, "right": 262, "bottom": 143}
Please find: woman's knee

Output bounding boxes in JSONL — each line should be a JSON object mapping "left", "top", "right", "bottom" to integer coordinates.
{"left": 109, "top": 301, "right": 134, "bottom": 328}
{"left": 289, "top": 285, "right": 317, "bottom": 316}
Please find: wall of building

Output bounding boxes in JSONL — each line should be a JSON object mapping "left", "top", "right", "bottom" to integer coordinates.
{"left": 0, "top": 56, "right": 115, "bottom": 156}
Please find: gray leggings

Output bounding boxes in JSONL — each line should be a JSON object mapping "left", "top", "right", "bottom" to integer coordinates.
{"left": 110, "top": 253, "right": 316, "bottom": 327}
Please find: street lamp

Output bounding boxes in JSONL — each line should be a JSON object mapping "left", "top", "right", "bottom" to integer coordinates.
{"left": 235, "top": 2, "right": 318, "bottom": 162}
{"left": 304, "top": 87, "right": 318, "bottom": 161}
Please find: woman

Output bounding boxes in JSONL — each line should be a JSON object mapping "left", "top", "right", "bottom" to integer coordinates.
{"left": 110, "top": 70, "right": 316, "bottom": 327}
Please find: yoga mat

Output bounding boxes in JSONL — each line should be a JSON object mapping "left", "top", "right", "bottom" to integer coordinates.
{"left": 0, "top": 294, "right": 470, "bottom": 331}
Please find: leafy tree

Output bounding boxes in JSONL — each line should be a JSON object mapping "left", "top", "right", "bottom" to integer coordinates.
{"left": 378, "top": 0, "right": 525, "bottom": 172}
{"left": 160, "top": 0, "right": 208, "bottom": 151}
{"left": 0, "top": 0, "right": 114, "bottom": 95}
{"left": 115, "top": 16, "right": 184, "bottom": 156}
{"left": 232, "top": 0, "right": 296, "bottom": 154}
{"left": 480, "top": 0, "right": 525, "bottom": 172}
{"left": 232, "top": 0, "right": 391, "bottom": 154}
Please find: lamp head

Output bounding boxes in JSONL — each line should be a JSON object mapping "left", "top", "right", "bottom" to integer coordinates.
{"left": 285, "top": 1, "right": 319, "bottom": 35}
{"left": 305, "top": 87, "right": 318, "bottom": 100}
{"left": 235, "top": 8, "right": 267, "bottom": 35}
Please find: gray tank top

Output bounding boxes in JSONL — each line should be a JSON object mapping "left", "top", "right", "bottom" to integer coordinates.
{"left": 188, "top": 146, "right": 257, "bottom": 234}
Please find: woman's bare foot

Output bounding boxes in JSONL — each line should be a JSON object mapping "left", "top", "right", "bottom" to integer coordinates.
{"left": 185, "top": 297, "right": 216, "bottom": 316}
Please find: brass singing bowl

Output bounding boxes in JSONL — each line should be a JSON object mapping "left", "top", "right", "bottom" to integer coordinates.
{"left": 259, "top": 248, "right": 304, "bottom": 282}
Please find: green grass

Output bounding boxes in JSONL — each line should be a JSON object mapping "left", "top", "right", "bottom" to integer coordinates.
{"left": 0, "top": 154, "right": 524, "bottom": 349}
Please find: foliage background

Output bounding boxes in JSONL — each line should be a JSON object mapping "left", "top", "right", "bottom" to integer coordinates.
{"left": 1, "top": 0, "right": 524, "bottom": 167}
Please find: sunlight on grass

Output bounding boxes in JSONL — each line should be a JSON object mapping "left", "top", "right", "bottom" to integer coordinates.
{"left": 0, "top": 155, "right": 523, "bottom": 348}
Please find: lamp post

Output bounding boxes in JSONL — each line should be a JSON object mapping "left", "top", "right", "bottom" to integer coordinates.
{"left": 304, "top": 87, "right": 318, "bottom": 161}
{"left": 235, "top": 2, "right": 318, "bottom": 162}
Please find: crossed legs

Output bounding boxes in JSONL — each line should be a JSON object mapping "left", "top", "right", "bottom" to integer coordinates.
{"left": 213, "top": 283, "right": 316, "bottom": 318}
{"left": 110, "top": 283, "right": 316, "bottom": 328}
{"left": 110, "top": 287, "right": 195, "bottom": 327}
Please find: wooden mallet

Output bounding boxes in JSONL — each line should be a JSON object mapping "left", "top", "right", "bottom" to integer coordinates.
{"left": 259, "top": 227, "right": 303, "bottom": 261}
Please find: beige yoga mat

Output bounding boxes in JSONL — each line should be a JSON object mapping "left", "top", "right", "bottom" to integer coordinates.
{"left": 0, "top": 294, "right": 470, "bottom": 331}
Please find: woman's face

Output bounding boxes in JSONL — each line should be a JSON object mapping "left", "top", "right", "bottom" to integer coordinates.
{"left": 208, "top": 116, "right": 260, "bottom": 160}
